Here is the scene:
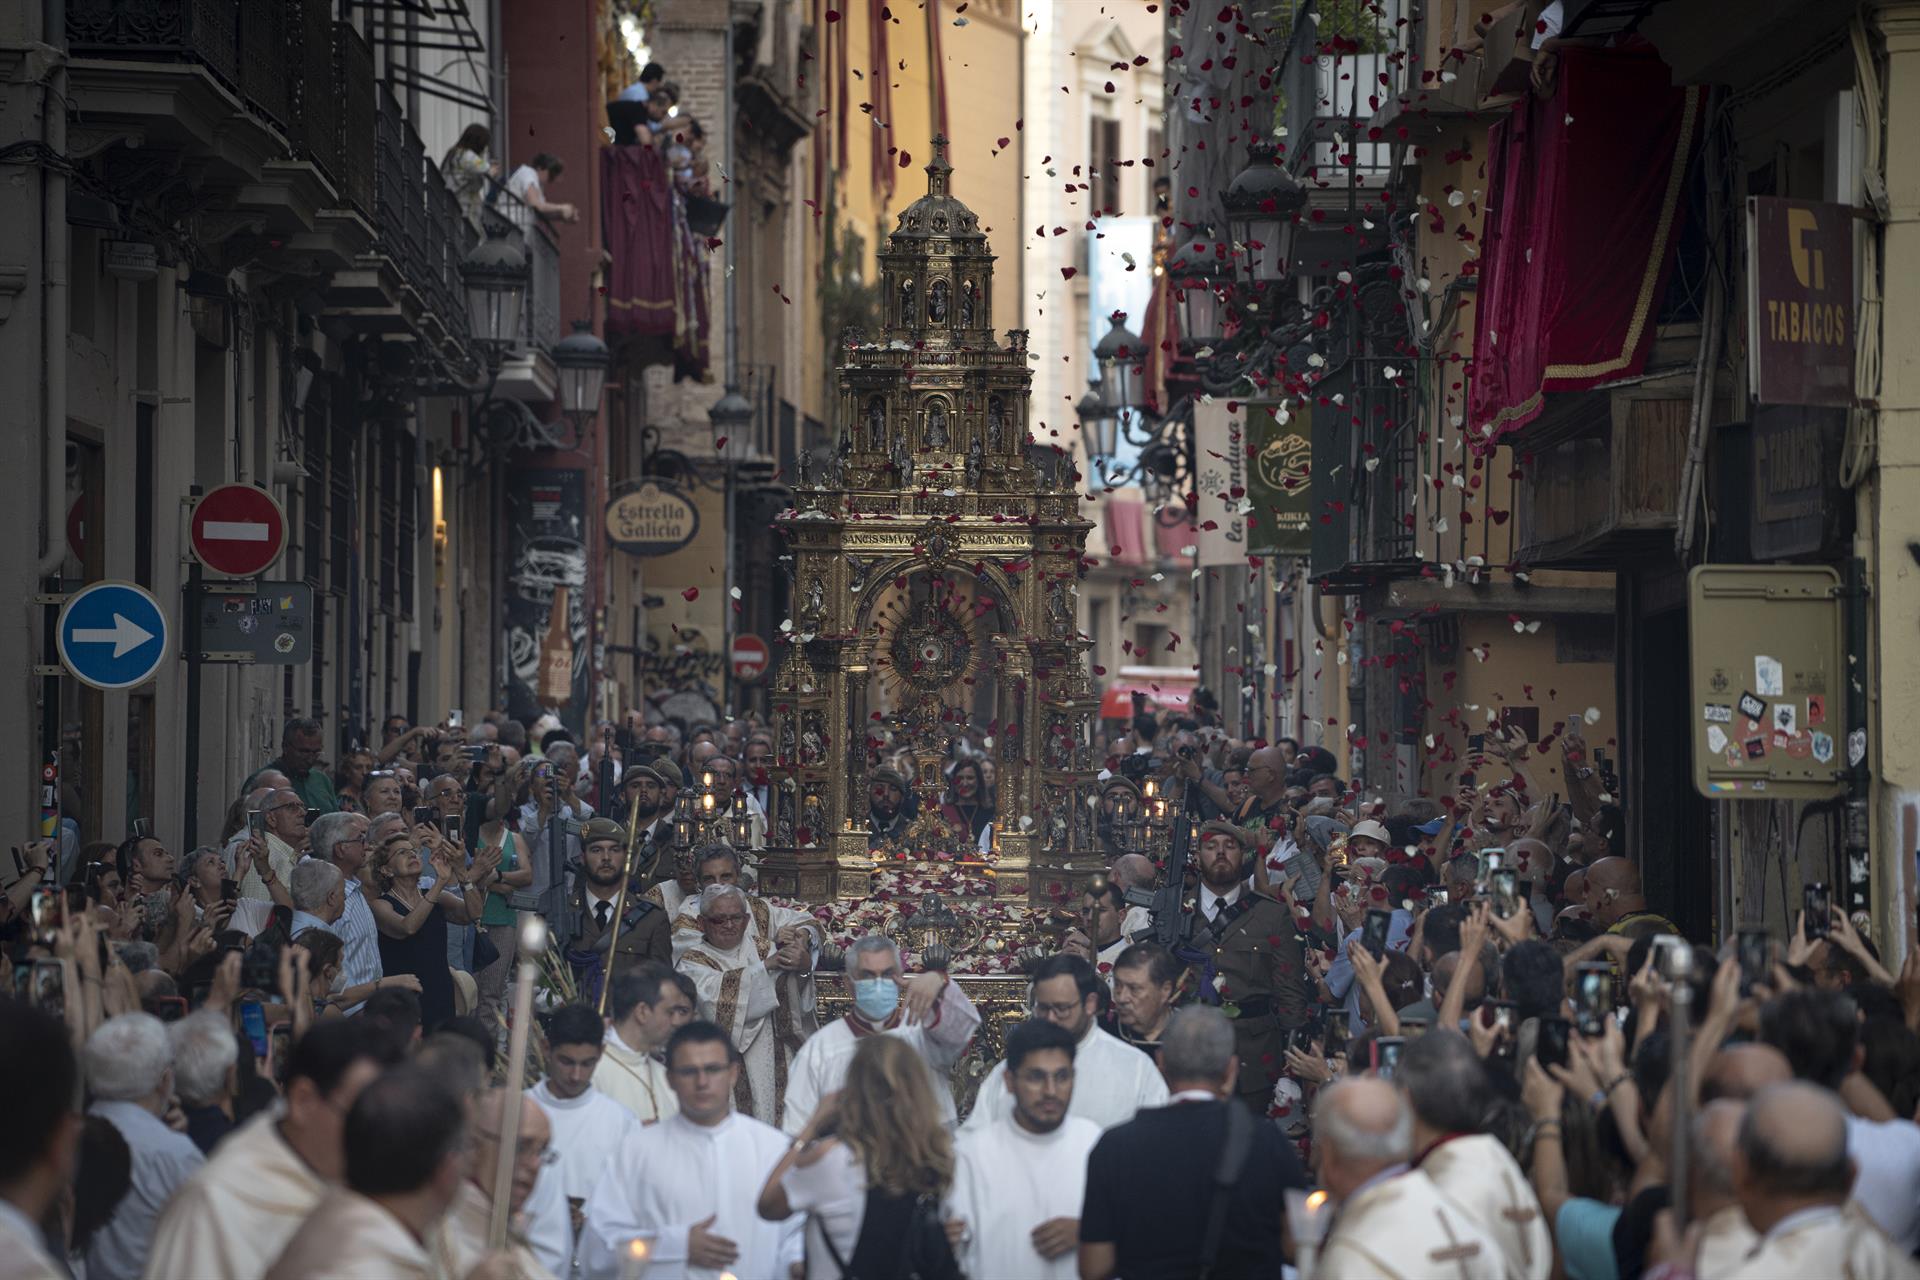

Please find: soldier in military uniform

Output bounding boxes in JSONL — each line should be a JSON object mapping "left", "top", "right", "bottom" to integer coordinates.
{"left": 563, "top": 817, "right": 670, "bottom": 1005}
{"left": 864, "top": 766, "right": 916, "bottom": 847}
{"left": 1186, "top": 819, "right": 1313, "bottom": 1112}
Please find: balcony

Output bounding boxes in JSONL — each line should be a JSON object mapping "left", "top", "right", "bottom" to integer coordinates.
{"left": 1308, "top": 343, "right": 1422, "bottom": 592}
{"left": 475, "top": 190, "right": 563, "bottom": 403}
{"left": 1280, "top": 0, "right": 1394, "bottom": 270}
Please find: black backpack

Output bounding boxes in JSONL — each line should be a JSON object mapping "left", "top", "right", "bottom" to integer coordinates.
{"left": 819, "top": 1186, "right": 962, "bottom": 1280}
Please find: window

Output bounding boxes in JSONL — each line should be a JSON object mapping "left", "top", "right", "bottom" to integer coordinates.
{"left": 1090, "top": 117, "right": 1121, "bottom": 215}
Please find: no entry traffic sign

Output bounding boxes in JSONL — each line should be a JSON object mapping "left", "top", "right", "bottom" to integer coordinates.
{"left": 57, "top": 581, "right": 170, "bottom": 690}
{"left": 190, "top": 484, "right": 287, "bottom": 577}
{"left": 731, "top": 634, "right": 771, "bottom": 681}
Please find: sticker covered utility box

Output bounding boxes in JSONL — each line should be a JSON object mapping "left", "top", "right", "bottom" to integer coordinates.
{"left": 1688, "top": 566, "right": 1847, "bottom": 799}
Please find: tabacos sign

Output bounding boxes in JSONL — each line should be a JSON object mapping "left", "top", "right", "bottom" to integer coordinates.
{"left": 605, "top": 482, "right": 699, "bottom": 556}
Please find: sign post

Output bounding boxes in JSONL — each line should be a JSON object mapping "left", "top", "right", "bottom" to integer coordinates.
{"left": 189, "top": 483, "right": 288, "bottom": 577}
{"left": 730, "top": 634, "right": 771, "bottom": 682}
{"left": 55, "top": 581, "right": 170, "bottom": 691}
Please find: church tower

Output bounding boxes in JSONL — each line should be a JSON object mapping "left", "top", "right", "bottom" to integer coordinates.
{"left": 761, "top": 138, "right": 1100, "bottom": 908}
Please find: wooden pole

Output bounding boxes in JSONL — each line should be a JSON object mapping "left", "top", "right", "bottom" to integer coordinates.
{"left": 488, "top": 911, "right": 548, "bottom": 1249}
{"left": 597, "top": 787, "right": 649, "bottom": 1017}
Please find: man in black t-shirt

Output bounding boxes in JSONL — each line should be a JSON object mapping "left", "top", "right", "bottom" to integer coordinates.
{"left": 1079, "top": 1006, "right": 1308, "bottom": 1280}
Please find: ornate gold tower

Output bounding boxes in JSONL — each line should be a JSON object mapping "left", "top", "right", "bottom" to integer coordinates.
{"left": 760, "top": 138, "right": 1100, "bottom": 909}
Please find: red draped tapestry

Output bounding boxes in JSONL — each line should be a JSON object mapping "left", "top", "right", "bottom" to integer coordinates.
{"left": 1468, "top": 44, "right": 1708, "bottom": 444}
{"left": 601, "top": 143, "right": 676, "bottom": 341}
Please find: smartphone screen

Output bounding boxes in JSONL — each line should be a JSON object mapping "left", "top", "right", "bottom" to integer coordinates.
{"left": 1538, "top": 1017, "right": 1573, "bottom": 1070}
{"left": 443, "top": 815, "right": 463, "bottom": 847}
{"left": 413, "top": 805, "right": 435, "bottom": 827}
{"left": 268, "top": 1024, "right": 293, "bottom": 1083}
{"left": 30, "top": 884, "right": 62, "bottom": 935}
{"left": 1372, "top": 1036, "right": 1406, "bottom": 1080}
{"left": 304, "top": 807, "right": 321, "bottom": 828}
{"left": 31, "top": 959, "right": 66, "bottom": 1017}
{"left": 1483, "top": 849, "right": 1505, "bottom": 874}
{"left": 221, "top": 877, "right": 239, "bottom": 903}
{"left": 1574, "top": 962, "right": 1612, "bottom": 1036}
{"left": 1325, "top": 1010, "right": 1349, "bottom": 1058}
{"left": 1491, "top": 869, "right": 1520, "bottom": 920}
{"left": 238, "top": 1000, "right": 270, "bottom": 1058}
{"left": 448, "top": 709, "right": 464, "bottom": 729}
{"left": 1737, "top": 928, "right": 1770, "bottom": 992}
{"left": 1803, "top": 883, "right": 1831, "bottom": 940}
{"left": 1362, "top": 908, "right": 1392, "bottom": 959}
{"left": 248, "top": 808, "right": 265, "bottom": 838}
{"left": 1517, "top": 879, "right": 1534, "bottom": 903}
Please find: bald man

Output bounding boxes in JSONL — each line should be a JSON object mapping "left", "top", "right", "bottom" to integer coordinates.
{"left": 1722, "top": 1082, "right": 1917, "bottom": 1280}
{"left": 1109, "top": 853, "right": 1157, "bottom": 939}
{"left": 1312, "top": 1078, "right": 1505, "bottom": 1279}
{"left": 1701, "top": 1042, "right": 1792, "bottom": 1102}
{"left": 1681, "top": 1100, "right": 1760, "bottom": 1278}
{"left": 1583, "top": 856, "right": 1678, "bottom": 938}
{"left": 436, "top": 1090, "right": 560, "bottom": 1280}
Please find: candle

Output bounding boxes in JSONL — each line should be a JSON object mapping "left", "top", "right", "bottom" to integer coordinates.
{"left": 620, "top": 1237, "right": 652, "bottom": 1280}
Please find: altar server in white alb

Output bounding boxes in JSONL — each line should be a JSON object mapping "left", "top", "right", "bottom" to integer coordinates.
{"left": 782, "top": 933, "right": 981, "bottom": 1136}
{"left": 526, "top": 1004, "right": 644, "bottom": 1273}
{"left": 948, "top": 1019, "right": 1103, "bottom": 1280}
{"left": 593, "top": 963, "right": 695, "bottom": 1128}
{"left": 962, "top": 954, "right": 1165, "bottom": 1134}
{"left": 582, "top": 1021, "right": 802, "bottom": 1280}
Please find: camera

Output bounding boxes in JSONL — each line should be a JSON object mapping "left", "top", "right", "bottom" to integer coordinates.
{"left": 1737, "top": 927, "right": 1770, "bottom": 993}
{"left": 1537, "top": 1017, "right": 1573, "bottom": 1070}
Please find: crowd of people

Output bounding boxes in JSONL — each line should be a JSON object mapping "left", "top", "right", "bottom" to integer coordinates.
{"left": 4, "top": 697, "right": 1919, "bottom": 1280}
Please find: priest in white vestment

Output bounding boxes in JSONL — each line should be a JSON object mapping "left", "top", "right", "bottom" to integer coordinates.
{"left": 948, "top": 1020, "right": 1102, "bottom": 1280}
{"left": 666, "top": 844, "right": 823, "bottom": 964}
{"left": 1312, "top": 1079, "right": 1506, "bottom": 1280}
{"left": 679, "top": 884, "right": 817, "bottom": 1126}
{"left": 432, "top": 1088, "right": 558, "bottom": 1280}
{"left": 963, "top": 954, "right": 1165, "bottom": 1133}
{"left": 782, "top": 934, "right": 981, "bottom": 1136}
{"left": 145, "top": 1023, "right": 389, "bottom": 1280}
{"left": 1714, "top": 1082, "right": 1920, "bottom": 1280}
{"left": 593, "top": 962, "right": 695, "bottom": 1126}
{"left": 524, "top": 1005, "right": 646, "bottom": 1271}
{"left": 581, "top": 1022, "right": 803, "bottom": 1280}
{"left": 264, "top": 1064, "right": 474, "bottom": 1280}
{"left": 1400, "top": 1030, "right": 1552, "bottom": 1280}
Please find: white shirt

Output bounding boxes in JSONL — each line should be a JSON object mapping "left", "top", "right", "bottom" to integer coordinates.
{"left": 334, "top": 877, "right": 384, "bottom": 1012}
{"left": 782, "top": 979, "right": 981, "bottom": 1136}
{"left": 505, "top": 164, "right": 542, "bottom": 230}
{"left": 1199, "top": 883, "right": 1243, "bottom": 921}
{"left": 86, "top": 1100, "right": 206, "bottom": 1280}
{"left": 948, "top": 1115, "right": 1101, "bottom": 1280}
{"left": 527, "top": 1080, "right": 640, "bottom": 1204}
{"left": 1531, "top": 1, "right": 1563, "bottom": 48}
{"left": 960, "top": 1024, "right": 1167, "bottom": 1134}
{"left": 580, "top": 1111, "right": 802, "bottom": 1280}
{"left": 780, "top": 1141, "right": 866, "bottom": 1280}
{"left": 0, "top": 1195, "right": 62, "bottom": 1280}
{"left": 1845, "top": 1113, "right": 1920, "bottom": 1250}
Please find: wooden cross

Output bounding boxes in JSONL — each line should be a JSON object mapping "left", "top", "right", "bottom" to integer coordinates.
{"left": 1428, "top": 1211, "right": 1484, "bottom": 1280}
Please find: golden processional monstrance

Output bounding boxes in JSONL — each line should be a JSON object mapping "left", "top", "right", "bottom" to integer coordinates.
{"left": 756, "top": 137, "right": 1104, "bottom": 929}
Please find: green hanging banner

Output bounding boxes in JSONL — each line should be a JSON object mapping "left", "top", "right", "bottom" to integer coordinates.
{"left": 1247, "top": 399, "right": 1313, "bottom": 556}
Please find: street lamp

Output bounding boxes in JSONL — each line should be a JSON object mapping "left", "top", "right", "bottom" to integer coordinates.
{"left": 708, "top": 384, "right": 755, "bottom": 459}
{"left": 460, "top": 237, "right": 529, "bottom": 353}
{"left": 1224, "top": 142, "right": 1307, "bottom": 287}
{"left": 1167, "top": 231, "right": 1228, "bottom": 348}
{"left": 553, "top": 320, "right": 610, "bottom": 422}
{"left": 1093, "top": 312, "right": 1141, "bottom": 415}
{"left": 1076, "top": 381, "right": 1117, "bottom": 465}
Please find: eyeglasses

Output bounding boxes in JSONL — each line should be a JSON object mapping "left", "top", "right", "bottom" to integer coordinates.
{"left": 1029, "top": 999, "right": 1087, "bottom": 1019}
{"left": 269, "top": 801, "right": 304, "bottom": 815}
{"left": 473, "top": 1130, "right": 560, "bottom": 1167}
{"left": 703, "top": 914, "right": 747, "bottom": 927}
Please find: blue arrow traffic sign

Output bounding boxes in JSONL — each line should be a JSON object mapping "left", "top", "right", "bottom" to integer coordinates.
{"left": 57, "top": 580, "right": 170, "bottom": 691}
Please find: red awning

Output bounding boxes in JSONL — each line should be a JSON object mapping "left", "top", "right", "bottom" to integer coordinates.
{"left": 1103, "top": 495, "right": 1148, "bottom": 566}
{"left": 1099, "top": 667, "right": 1197, "bottom": 719}
{"left": 1468, "top": 45, "right": 1708, "bottom": 444}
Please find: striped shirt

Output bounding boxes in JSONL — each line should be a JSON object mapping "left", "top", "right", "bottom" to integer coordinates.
{"left": 335, "top": 876, "right": 384, "bottom": 1011}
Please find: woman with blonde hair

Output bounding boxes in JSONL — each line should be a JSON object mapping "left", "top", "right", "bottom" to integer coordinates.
{"left": 757, "top": 1035, "right": 961, "bottom": 1279}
